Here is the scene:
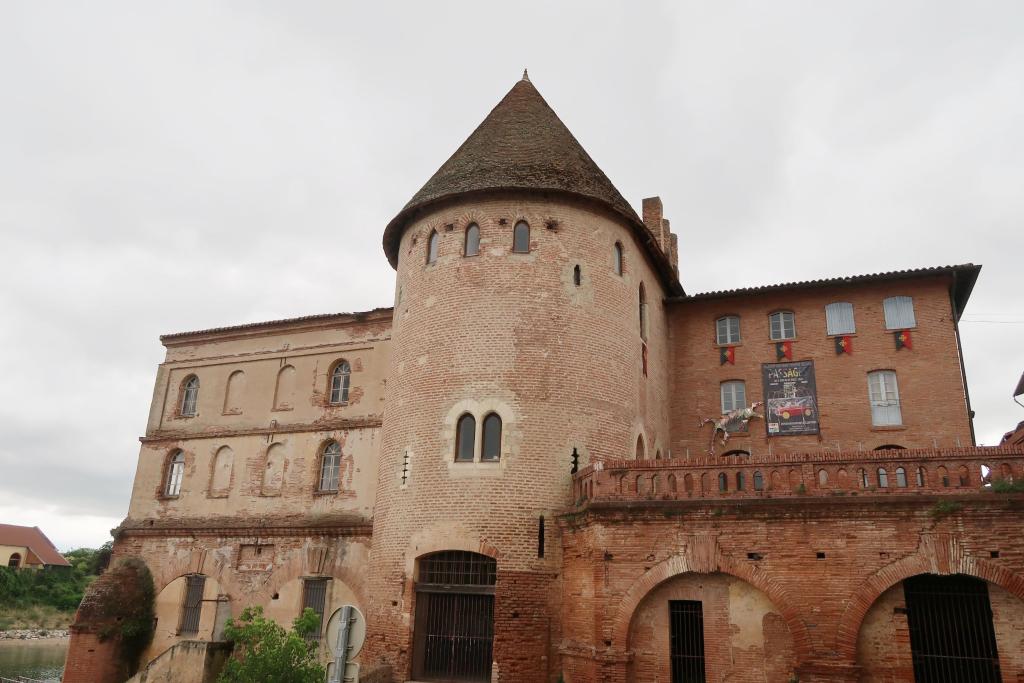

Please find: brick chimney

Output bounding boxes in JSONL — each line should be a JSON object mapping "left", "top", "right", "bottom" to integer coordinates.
{"left": 642, "top": 196, "right": 679, "bottom": 277}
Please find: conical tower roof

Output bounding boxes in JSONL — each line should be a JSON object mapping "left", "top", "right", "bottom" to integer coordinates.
{"left": 382, "top": 75, "right": 680, "bottom": 291}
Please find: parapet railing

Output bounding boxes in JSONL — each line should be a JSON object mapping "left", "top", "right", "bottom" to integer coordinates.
{"left": 571, "top": 446, "right": 1024, "bottom": 505}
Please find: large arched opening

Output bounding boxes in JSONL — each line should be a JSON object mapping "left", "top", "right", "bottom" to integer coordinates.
{"left": 626, "top": 572, "right": 796, "bottom": 682}
{"left": 143, "top": 573, "right": 227, "bottom": 665}
{"left": 411, "top": 550, "right": 497, "bottom": 682}
{"left": 856, "top": 573, "right": 1024, "bottom": 681}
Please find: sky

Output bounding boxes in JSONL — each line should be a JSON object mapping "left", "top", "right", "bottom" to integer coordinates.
{"left": 1, "top": 1, "right": 1022, "bottom": 551}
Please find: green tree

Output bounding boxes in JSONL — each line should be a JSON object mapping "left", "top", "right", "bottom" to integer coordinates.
{"left": 218, "top": 606, "right": 326, "bottom": 683}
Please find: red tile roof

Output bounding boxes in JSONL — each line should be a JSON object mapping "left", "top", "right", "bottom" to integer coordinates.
{"left": 0, "top": 524, "right": 70, "bottom": 566}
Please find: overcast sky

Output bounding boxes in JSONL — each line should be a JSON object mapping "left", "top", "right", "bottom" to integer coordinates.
{"left": 2, "top": 2, "right": 1022, "bottom": 551}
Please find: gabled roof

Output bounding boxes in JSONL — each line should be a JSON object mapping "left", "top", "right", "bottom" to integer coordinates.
{"left": 676, "top": 264, "right": 981, "bottom": 320}
{"left": 0, "top": 524, "right": 70, "bottom": 566}
{"left": 382, "top": 75, "right": 682, "bottom": 293}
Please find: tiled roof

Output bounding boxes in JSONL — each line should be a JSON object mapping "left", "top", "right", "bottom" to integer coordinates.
{"left": 382, "top": 75, "right": 682, "bottom": 293}
{"left": 160, "top": 307, "right": 394, "bottom": 343}
{"left": 678, "top": 264, "right": 981, "bottom": 318}
{"left": 0, "top": 524, "right": 70, "bottom": 566}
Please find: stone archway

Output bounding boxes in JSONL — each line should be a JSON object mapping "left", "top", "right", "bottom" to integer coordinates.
{"left": 836, "top": 533, "right": 1024, "bottom": 660}
{"left": 610, "top": 537, "right": 812, "bottom": 662}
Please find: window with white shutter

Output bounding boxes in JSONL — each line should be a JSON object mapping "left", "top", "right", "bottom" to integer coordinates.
{"left": 825, "top": 302, "right": 856, "bottom": 335}
{"left": 868, "top": 370, "right": 902, "bottom": 426}
{"left": 883, "top": 296, "right": 916, "bottom": 329}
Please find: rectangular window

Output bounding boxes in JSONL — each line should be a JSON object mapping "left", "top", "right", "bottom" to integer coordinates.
{"left": 716, "top": 316, "right": 740, "bottom": 345}
{"left": 720, "top": 381, "right": 746, "bottom": 414}
{"left": 669, "top": 600, "right": 706, "bottom": 683}
{"left": 825, "top": 302, "right": 856, "bottom": 335}
{"left": 868, "top": 370, "right": 902, "bottom": 426}
{"left": 178, "top": 574, "right": 206, "bottom": 635}
{"left": 883, "top": 296, "right": 916, "bottom": 329}
{"left": 769, "top": 311, "right": 795, "bottom": 340}
{"left": 302, "top": 578, "right": 329, "bottom": 641}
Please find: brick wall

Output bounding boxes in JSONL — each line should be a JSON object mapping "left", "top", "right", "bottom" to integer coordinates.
{"left": 63, "top": 631, "right": 125, "bottom": 683}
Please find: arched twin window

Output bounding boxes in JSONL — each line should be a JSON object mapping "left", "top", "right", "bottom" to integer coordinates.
{"left": 455, "top": 412, "right": 503, "bottom": 462}
{"left": 319, "top": 441, "right": 342, "bottom": 492}
{"left": 330, "top": 361, "right": 351, "bottom": 405}
{"left": 165, "top": 450, "right": 185, "bottom": 497}
{"left": 464, "top": 223, "right": 480, "bottom": 257}
{"left": 427, "top": 230, "right": 440, "bottom": 264}
{"left": 512, "top": 221, "right": 530, "bottom": 253}
{"left": 180, "top": 375, "right": 199, "bottom": 417}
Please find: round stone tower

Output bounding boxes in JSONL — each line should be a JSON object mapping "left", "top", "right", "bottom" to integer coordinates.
{"left": 365, "top": 74, "right": 682, "bottom": 681}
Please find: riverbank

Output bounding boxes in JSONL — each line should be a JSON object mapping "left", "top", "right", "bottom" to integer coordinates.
{"left": 0, "top": 637, "right": 66, "bottom": 683}
{"left": 0, "top": 629, "right": 69, "bottom": 640}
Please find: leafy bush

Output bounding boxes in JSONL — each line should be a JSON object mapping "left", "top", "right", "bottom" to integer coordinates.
{"left": 991, "top": 478, "right": 1024, "bottom": 493}
{"left": 218, "top": 606, "right": 326, "bottom": 683}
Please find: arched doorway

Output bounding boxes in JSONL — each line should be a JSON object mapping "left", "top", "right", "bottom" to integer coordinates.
{"left": 412, "top": 551, "right": 496, "bottom": 681}
{"left": 856, "top": 573, "right": 1017, "bottom": 682}
{"left": 627, "top": 572, "right": 795, "bottom": 682}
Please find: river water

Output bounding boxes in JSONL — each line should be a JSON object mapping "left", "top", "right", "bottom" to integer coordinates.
{"left": 0, "top": 638, "right": 66, "bottom": 682}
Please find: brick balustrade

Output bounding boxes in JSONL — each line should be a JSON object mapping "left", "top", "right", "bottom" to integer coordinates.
{"left": 572, "top": 446, "right": 1024, "bottom": 504}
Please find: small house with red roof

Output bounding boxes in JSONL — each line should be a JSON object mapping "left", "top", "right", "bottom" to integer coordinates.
{"left": 0, "top": 523, "right": 70, "bottom": 569}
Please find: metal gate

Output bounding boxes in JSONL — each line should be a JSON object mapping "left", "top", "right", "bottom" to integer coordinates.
{"left": 178, "top": 574, "right": 206, "bottom": 634}
{"left": 669, "top": 600, "right": 706, "bottom": 683}
{"left": 905, "top": 574, "right": 1001, "bottom": 682}
{"left": 413, "top": 551, "right": 496, "bottom": 682}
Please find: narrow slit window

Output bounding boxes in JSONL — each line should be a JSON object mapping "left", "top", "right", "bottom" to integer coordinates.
{"left": 512, "top": 221, "right": 530, "bottom": 253}
{"left": 573, "top": 264, "right": 581, "bottom": 286}
{"left": 464, "top": 223, "right": 480, "bottom": 256}
{"left": 537, "top": 516, "right": 545, "bottom": 558}
{"left": 456, "top": 414, "right": 476, "bottom": 462}
{"left": 638, "top": 284, "right": 648, "bottom": 341}
{"left": 427, "top": 230, "right": 439, "bottom": 264}
{"left": 613, "top": 242, "right": 623, "bottom": 275}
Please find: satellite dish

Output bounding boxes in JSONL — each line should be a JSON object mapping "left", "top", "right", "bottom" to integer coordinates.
{"left": 325, "top": 605, "right": 367, "bottom": 658}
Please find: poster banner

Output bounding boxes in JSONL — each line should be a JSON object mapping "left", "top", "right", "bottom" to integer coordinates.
{"left": 762, "top": 360, "right": 820, "bottom": 436}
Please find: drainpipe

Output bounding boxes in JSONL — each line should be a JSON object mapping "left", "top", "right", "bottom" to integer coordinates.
{"left": 951, "top": 272, "right": 977, "bottom": 446}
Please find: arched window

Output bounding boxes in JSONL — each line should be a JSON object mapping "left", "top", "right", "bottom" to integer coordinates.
{"left": 716, "top": 316, "right": 741, "bottom": 345}
{"left": 655, "top": 449, "right": 662, "bottom": 460}
{"left": 210, "top": 446, "right": 234, "bottom": 496}
{"left": 464, "top": 223, "right": 480, "bottom": 256}
{"left": 165, "top": 450, "right": 185, "bottom": 497}
{"left": 262, "top": 443, "right": 285, "bottom": 495}
{"left": 638, "top": 283, "right": 648, "bottom": 341}
{"left": 896, "top": 467, "right": 908, "bottom": 488}
{"left": 818, "top": 469, "right": 829, "bottom": 486}
{"left": 859, "top": 468, "right": 869, "bottom": 488}
{"left": 223, "top": 370, "right": 245, "bottom": 414}
{"left": 273, "top": 365, "right": 296, "bottom": 411}
{"left": 573, "top": 264, "right": 581, "bottom": 286}
{"left": 769, "top": 311, "right": 796, "bottom": 341}
{"left": 958, "top": 465, "right": 970, "bottom": 487}
{"left": 180, "top": 375, "right": 199, "bottom": 417}
{"left": 938, "top": 466, "right": 950, "bottom": 487}
{"left": 916, "top": 467, "right": 926, "bottom": 487}
{"left": 718, "top": 473, "right": 728, "bottom": 492}
{"left": 684, "top": 473, "right": 694, "bottom": 493}
{"left": 482, "top": 413, "right": 502, "bottom": 462}
{"left": 512, "top": 221, "right": 530, "bottom": 253}
{"left": 753, "top": 471, "right": 764, "bottom": 491}
{"left": 7, "top": 553, "right": 20, "bottom": 568}
{"left": 330, "top": 361, "right": 351, "bottom": 405}
{"left": 877, "top": 468, "right": 889, "bottom": 488}
{"left": 613, "top": 242, "right": 623, "bottom": 275}
{"left": 319, "top": 441, "right": 341, "bottom": 492}
{"left": 635, "top": 435, "right": 645, "bottom": 460}
{"left": 723, "top": 449, "right": 751, "bottom": 457}
{"left": 455, "top": 414, "right": 476, "bottom": 462}
{"left": 427, "top": 230, "right": 439, "bottom": 264}
{"left": 736, "top": 472, "right": 745, "bottom": 490}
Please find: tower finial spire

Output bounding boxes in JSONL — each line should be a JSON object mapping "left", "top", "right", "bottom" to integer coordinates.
{"left": 522, "top": 68, "right": 529, "bottom": 82}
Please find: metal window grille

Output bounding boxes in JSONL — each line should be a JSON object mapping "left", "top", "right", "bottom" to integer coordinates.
{"left": 720, "top": 381, "right": 746, "bottom": 413}
{"left": 302, "top": 578, "right": 329, "bottom": 642}
{"left": 669, "top": 600, "right": 706, "bottom": 683}
{"left": 883, "top": 296, "right": 917, "bottom": 329}
{"left": 419, "top": 551, "right": 497, "bottom": 587}
{"left": 319, "top": 442, "right": 341, "bottom": 491}
{"left": 166, "top": 451, "right": 185, "bottom": 496}
{"left": 769, "top": 311, "right": 795, "bottom": 340}
{"left": 868, "top": 371, "right": 902, "bottom": 426}
{"left": 330, "top": 362, "right": 350, "bottom": 404}
{"left": 716, "top": 316, "right": 741, "bottom": 345}
{"left": 178, "top": 575, "right": 205, "bottom": 634}
{"left": 825, "top": 302, "right": 856, "bottom": 335}
{"left": 465, "top": 224, "right": 480, "bottom": 256}
{"left": 512, "top": 221, "right": 530, "bottom": 253}
{"left": 481, "top": 413, "right": 502, "bottom": 461}
{"left": 181, "top": 377, "right": 199, "bottom": 416}
{"left": 905, "top": 574, "right": 1001, "bottom": 682}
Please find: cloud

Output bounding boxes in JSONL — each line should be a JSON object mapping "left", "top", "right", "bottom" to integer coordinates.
{"left": 1, "top": 1, "right": 1022, "bottom": 547}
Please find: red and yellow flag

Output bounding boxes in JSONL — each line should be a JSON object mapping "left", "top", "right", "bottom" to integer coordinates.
{"left": 720, "top": 346, "right": 735, "bottom": 365}
{"left": 834, "top": 336, "right": 852, "bottom": 355}
{"left": 895, "top": 330, "right": 913, "bottom": 350}
{"left": 775, "top": 341, "right": 792, "bottom": 360}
